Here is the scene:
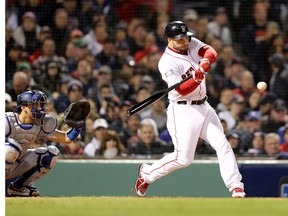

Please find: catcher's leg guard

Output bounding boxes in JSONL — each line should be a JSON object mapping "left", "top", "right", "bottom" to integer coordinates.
{"left": 7, "top": 146, "right": 59, "bottom": 197}
{"left": 5, "top": 138, "right": 22, "bottom": 173}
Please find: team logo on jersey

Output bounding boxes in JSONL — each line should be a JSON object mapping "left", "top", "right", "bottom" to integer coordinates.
{"left": 165, "top": 69, "right": 174, "bottom": 77}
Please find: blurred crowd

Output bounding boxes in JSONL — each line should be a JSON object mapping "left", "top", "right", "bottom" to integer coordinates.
{"left": 5, "top": 0, "right": 288, "bottom": 159}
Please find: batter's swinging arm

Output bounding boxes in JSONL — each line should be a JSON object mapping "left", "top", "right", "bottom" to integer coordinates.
{"left": 127, "top": 74, "right": 195, "bottom": 117}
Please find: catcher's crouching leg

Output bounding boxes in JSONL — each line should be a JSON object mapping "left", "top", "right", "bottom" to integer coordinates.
{"left": 7, "top": 146, "right": 59, "bottom": 197}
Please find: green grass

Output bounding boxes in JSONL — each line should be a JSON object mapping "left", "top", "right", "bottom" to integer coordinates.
{"left": 6, "top": 197, "right": 288, "bottom": 216}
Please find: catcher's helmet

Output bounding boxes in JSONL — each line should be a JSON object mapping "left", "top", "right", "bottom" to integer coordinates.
{"left": 16, "top": 90, "right": 47, "bottom": 120}
{"left": 165, "top": 21, "right": 193, "bottom": 39}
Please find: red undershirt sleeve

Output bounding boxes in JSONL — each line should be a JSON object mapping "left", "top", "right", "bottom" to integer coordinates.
{"left": 175, "top": 78, "right": 200, "bottom": 95}
{"left": 198, "top": 45, "right": 218, "bottom": 64}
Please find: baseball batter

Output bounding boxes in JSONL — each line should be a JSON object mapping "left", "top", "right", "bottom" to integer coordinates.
{"left": 5, "top": 90, "right": 83, "bottom": 196}
{"left": 134, "top": 21, "right": 245, "bottom": 198}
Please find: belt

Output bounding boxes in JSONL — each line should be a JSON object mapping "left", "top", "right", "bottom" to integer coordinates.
{"left": 177, "top": 96, "right": 207, "bottom": 105}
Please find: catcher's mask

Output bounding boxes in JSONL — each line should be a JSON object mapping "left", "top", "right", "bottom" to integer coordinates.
{"left": 15, "top": 90, "right": 47, "bottom": 121}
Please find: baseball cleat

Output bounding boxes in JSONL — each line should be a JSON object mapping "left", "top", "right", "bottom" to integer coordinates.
{"left": 231, "top": 187, "right": 246, "bottom": 198}
{"left": 135, "top": 164, "right": 149, "bottom": 197}
{"left": 7, "top": 183, "right": 40, "bottom": 197}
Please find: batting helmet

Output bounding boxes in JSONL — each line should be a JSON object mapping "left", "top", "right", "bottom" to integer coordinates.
{"left": 165, "top": 21, "right": 193, "bottom": 39}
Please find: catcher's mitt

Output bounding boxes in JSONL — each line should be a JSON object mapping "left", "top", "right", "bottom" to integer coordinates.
{"left": 63, "top": 99, "right": 91, "bottom": 128}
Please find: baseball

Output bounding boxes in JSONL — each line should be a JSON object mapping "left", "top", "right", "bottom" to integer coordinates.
{"left": 257, "top": 81, "right": 267, "bottom": 91}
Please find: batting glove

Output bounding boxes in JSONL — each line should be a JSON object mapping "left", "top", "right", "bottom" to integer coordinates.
{"left": 199, "top": 58, "right": 211, "bottom": 74}
{"left": 194, "top": 68, "right": 204, "bottom": 83}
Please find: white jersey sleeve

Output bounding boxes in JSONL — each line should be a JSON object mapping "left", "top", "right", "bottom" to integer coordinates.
{"left": 158, "top": 37, "right": 207, "bottom": 102}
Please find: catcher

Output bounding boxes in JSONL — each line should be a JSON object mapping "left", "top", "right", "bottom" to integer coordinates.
{"left": 5, "top": 90, "right": 90, "bottom": 196}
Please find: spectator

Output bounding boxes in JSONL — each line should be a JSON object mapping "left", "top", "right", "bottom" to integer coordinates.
{"left": 98, "top": 130, "right": 125, "bottom": 159}
{"left": 268, "top": 53, "right": 288, "bottom": 104}
{"left": 245, "top": 132, "right": 266, "bottom": 157}
{"left": 224, "top": 56, "right": 247, "bottom": 90}
{"left": 29, "top": 25, "right": 53, "bottom": 64}
{"left": 143, "top": 48, "right": 166, "bottom": 92}
{"left": 134, "top": 32, "right": 158, "bottom": 65}
{"left": 149, "top": 0, "right": 172, "bottom": 31}
{"left": 5, "top": 92, "right": 16, "bottom": 112}
{"left": 51, "top": 8, "right": 70, "bottom": 56}
{"left": 78, "top": 0, "right": 95, "bottom": 33}
{"left": 84, "top": 20, "right": 108, "bottom": 56}
{"left": 232, "top": 70, "right": 258, "bottom": 104}
{"left": 246, "top": 90, "right": 262, "bottom": 113}
{"left": 140, "top": 97, "right": 168, "bottom": 133}
{"left": 207, "top": 7, "right": 233, "bottom": 45}
{"left": 128, "top": 21, "right": 148, "bottom": 55}
{"left": 140, "top": 75, "right": 155, "bottom": 94}
{"left": 95, "top": 84, "right": 119, "bottom": 117}
{"left": 109, "top": 100, "right": 133, "bottom": 133}
{"left": 61, "top": 0, "right": 81, "bottom": 31}
{"left": 61, "top": 135, "right": 85, "bottom": 156}
{"left": 67, "top": 38, "right": 90, "bottom": 73}
{"left": 261, "top": 99, "right": 288, "bottom": 133}
{"left": 114, "top": 21, "right": 128, "bottom": 45}
{"left": 112, "top": 41, "right": 130, "bottom": 71}
{"left": 91, "top": 0, "right": 119, "bottom": 32}
{"left": 212, "top": 45, "right": 236, "bottom": 77}
{"left": 83, "top": 115, "right": 98, "bottom": 144}
{"left": 279, "top": 125, "right": 288, "bottom": 153}
{"left": 39, "top": 61, "right": 64, "bottom": 96}
{"left": 258, "top": 92, "right": 277, "bottom": 120}
{"left": 92, "top": 65, "right": 114, "bottom": 93}
{"left": 194, "top": 16, "right": 214, "bottom": 44}
{"left": 13, "top": 11, "right": 41, "bottom": 55}
{"left": 155, "top": 20, "right": 168, "bottom": 52}
{"left": 236, "top": 110, "right": 263, "bottom": 153}
{"left": 263, "top": 132, "right": 281, "bottom": 157}
{"left": 215, "top": 88, "right": 233, "bottom": 113}
{"left": 17, "top": 61, "right": 37, "bottom": 88}
{"left": 6, "top": 43, "right": 23, "bottom": 82}
{"left": 112, "top": 55, "right": 137, "bottom": 100}
{"left": 183, "top": 9, "right": 198, "bottom": 34}
{"left": 32, "top": 38, "right": 68, "bottom": 83}
{"left": 226, "top": 132, "right": 241, "bottom": 156}
{"left": 218, "top": 95, "right": 245, "bottom": 130}
{"left": 239, "top": 2, "right": 270, "bottom": 83}
{"left": 277, "top": 123, "right": 288, "bottom": 145}
{"left": 265, "top": 21, "right": 282, "bottom": 54}
{"left": 119, "top": 114, "right": 141, "bottom": 149}
{"left": 6, "top": 71, "right": 30, "bottom": 101}
{"left": 84, "top": 118, "right": 109, "bottom": 157}
{"left": 127, "top": 118, "right": 171, "bottom": 158}
{"left": 70, "top": 58, "right": 96, "bottom": 96}
{"left": 96, "top": 37, "right": 117, "bottom": 67}
{"left": 54, "top": 79, "right": 84, "bottom": 113}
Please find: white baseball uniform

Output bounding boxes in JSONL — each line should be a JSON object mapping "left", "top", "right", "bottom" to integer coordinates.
{"left": 140, "top": 37, "right": 244, "bottom": 192}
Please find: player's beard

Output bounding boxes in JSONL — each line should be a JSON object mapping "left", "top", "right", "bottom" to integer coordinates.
{"left": 174, "top": 44, "right": 188, "bottom": 53}
{"left": 172, "top": 41, "right": 189, "bottom": 53}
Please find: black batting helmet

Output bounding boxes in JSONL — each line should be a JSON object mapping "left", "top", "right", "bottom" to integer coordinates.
{"left": 165, "top": 21, "right": 193, "bottom": 39}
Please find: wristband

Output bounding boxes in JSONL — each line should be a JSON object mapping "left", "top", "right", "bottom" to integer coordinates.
{"left": 67, "top": 127, "right": 82, "bottom": 141}
{"left": 200, "top": 58, "right": 210, "bottom": 64}
{"left": 199, "top": 67, "right": 207, "bottom": 75}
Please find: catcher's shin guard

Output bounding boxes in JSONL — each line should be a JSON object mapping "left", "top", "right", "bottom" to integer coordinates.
{"left": 7, "top": 146, "right": 59, "bottom": 197}
{"left": 5, "top": 138, "right": 22, "bottom": 173}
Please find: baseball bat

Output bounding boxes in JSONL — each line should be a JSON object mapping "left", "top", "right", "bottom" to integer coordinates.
{"left": 127, "top": 74, "right": 193, "bottom": 116}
